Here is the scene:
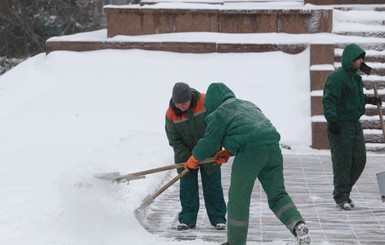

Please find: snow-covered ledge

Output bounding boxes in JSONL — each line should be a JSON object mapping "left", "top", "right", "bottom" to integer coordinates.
{"left": 305, "top": 0, "right": 385, "bottom": 4}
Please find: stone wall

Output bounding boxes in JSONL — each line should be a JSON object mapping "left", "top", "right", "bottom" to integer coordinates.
{"left": 45, "top": 41, "right": 308, "bottom": 54}
{"left": 310, "top": 44, "right": 335, "bottom": 149}
{"left": 104, "top": 7, "right": 333, "bottom": 37}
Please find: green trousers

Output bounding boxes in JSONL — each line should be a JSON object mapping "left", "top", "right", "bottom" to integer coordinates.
{"left": 327, "top": 121, "right": 366, "bottom": 204}
{"left": 227, "top": 144, "right": 304, "bottom": 245}
{"left": 179, "top": 166, "right": 227, "bottom": 226}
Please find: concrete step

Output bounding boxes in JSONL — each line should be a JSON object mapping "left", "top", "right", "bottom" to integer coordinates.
{"left": 364, "top": 105, "right": 385, "bottom": 117}
{"left": 366, "top": 142, "right": 385, "bottom": 151}
{"left": 364, "top": 129, "right": 384, "bottom": 143}
{"left": 333, "top": 9, "right": 385, "bottom": 26}
{"left": 334, "top": 48, "right": 385, "bottom": 60}
{"left": 334, "top": 43, "right": 385, "bottom": 51}
{"left": 333, "top": 31, "right": 385, "bottom": 38}
{"left": 363, "top": 77, "right": 385, "bottom": 90}
{"left": 361, "top": 116, "right": 384, "bottom": 129}
{"left": 306, "top": 0, "right": 385, "bottom": 4}
{"left": 335, "top": 55, "right": 385, "bottom": 63}
{"left": 332, "top": 8, "right": 385, "bottom": 37}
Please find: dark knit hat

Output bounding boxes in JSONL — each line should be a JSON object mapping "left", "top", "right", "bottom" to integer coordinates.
{"left": 172, "top": 82, "right": 192, "bottom": 103}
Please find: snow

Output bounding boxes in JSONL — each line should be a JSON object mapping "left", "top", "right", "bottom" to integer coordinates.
{"left": 0, "top": 48, "right": 312, "bottom": 245}
{"left": 309, "top": 64, "right": 335, "bottom": 71}
{"left": 49, "top": 29, "right": 385, "bottom": 45}
{"left": 1, "top": 2, "right": 385, "bottom": 245}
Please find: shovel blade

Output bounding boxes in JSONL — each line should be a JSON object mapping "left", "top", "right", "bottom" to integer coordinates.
{"left": 94, "top": 172, "right": 145, "bottom": 183}
{"left": 94, "top": 172, "right": 122, "bottom": 181}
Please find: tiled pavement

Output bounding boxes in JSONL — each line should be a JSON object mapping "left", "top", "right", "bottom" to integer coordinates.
{"left": 140, "top": 150, "right": 385, "bottom": 244}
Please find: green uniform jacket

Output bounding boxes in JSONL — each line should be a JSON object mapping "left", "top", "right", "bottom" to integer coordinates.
{"left": 165, "top": 89, "right": 219, "bottom": 173}
{"left": 192, "top": 83, "right": 281, "bottom": 161}
{"left": 323, "top": 43, "right": 369, "bottom": 122}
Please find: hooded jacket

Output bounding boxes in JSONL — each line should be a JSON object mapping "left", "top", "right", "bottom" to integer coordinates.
{"left": 192, "top": 83, "right": 280, "bottom": 161}
{"left": 323, "top": 43, "right": 368, "bottom": 122}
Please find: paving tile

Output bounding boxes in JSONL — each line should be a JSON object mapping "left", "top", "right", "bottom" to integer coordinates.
{"left": 139, "top": 152, "right": 385, "bottom": 244}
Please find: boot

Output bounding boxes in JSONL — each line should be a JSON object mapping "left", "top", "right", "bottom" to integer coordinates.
{"left": 294, "top": 222, "right": 311, "bottom": 245}
{"left": 177, "top": 223, "right": 196, "bottom": 231}
{"left": 337, "top": 201, "right": 351, "bottom": 210}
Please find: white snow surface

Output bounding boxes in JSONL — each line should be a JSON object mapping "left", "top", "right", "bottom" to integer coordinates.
{"left": 0, "top": 48, "right": 312, "bottom": 245}
{"left": 2, "top": 2, "right": 385, "bottom": 245}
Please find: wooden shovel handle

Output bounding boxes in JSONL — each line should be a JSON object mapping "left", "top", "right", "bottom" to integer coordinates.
{"left": 151, "top": 168, "right": 190, "bottom": 200}
{"left": 124, "top": 157, "right": 215, "bottom": 178}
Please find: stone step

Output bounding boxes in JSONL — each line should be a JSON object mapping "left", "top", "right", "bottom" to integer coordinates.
{"left": 366, "top": 143, "right": 385, "bottom": 152}
{"left": 333, "top": 31, "right": 385, "bottom": 38}
{"left": 334, "top": 43, "right": 385, "bottom": 51}
{"left": 361, "top": 116, "right": 385, "bottom": 129}
{"left": 305, "top": 0, "right": 385, "bottom": 4}
{"left": 335, "top": 52, "right": 385, "bottom": 63}
{"left": 332, "top": 8, "right": 385, "bottom": 38}
{"left": 364, "top": 105, "right": 385, "bottom": 117}
{"left": 333, "top": 9, "right": 385, "bottom": 26}
{"left": 364, "top": 129, "right": 384, "bottom": 143}
{"left": 363, "top": 77, "right": 385, "bottom": 90}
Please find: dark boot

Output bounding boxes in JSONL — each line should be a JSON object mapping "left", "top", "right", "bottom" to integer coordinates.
{"left": 177, "top": 223, "right": 196, "bottom": 231}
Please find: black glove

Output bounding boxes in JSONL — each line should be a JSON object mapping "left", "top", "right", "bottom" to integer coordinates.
{"left": 328, "top": 121, "right": 341, "bottom": 135}
{"left": 367, "top": 96, "right": 382, "bottom": 106}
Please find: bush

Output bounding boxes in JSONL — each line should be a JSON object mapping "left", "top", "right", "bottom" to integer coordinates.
{"left": 0, "top": 0, "right": 103, "bottom": 59}
{"left": 0, "top": 57, "right": 25, "bottom": 75}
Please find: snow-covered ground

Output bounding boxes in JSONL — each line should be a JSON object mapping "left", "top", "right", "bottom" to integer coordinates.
{"left": 0, "top": 48, "right": 314, "bottom": 245}
{"left": 1, "top": 2, "right": 385, "bottom": 245}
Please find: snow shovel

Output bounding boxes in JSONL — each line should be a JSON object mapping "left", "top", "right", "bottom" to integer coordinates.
{"left": 376, "top": 171, "right": 385, "bottom": 202}
{"left": 94, "top": 157, "right": 214, "bottom": 184}
{"left": 135, "top": 168, "right": 190, "bottom": 214}
{"left": 373, "top": 84, "right": 385, "bottom": 140}
{"left": 133, "top": 168, "right": 190, "bottom": 227}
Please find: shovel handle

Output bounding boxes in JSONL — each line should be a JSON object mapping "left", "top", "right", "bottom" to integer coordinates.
{"left": 124, "top": 157, "right": 215, "bottom": 178}
{"left": 151, "top": 168, "right": 190, "bottom": 200}
{"left": 137, "top": 168, "right": 190, "bottom": 211}
{"left": 373, "top": 84, "right": 385, "bottom": 141}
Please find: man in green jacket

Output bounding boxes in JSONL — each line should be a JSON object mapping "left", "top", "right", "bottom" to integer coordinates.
{"left": 323, "top": 43, "right": 380, "bottom": 210}
{"left": 185, "top": 83, "right": 310, "bottom": 245}
{"left": 165, "top": 82, "right": 227, "bottom": 231}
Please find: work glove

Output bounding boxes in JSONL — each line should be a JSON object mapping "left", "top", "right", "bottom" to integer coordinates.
{"left": 328, "top": 121, "right": 341, "bottom": 135}
{"left": 215, "top": 150, "right": 231, "bottom": 164}
{"left": 367, "top": 96, "right": 382, "bottom": 106}
{"left": 184, "top": 155, "right": 199, "bottom": 170}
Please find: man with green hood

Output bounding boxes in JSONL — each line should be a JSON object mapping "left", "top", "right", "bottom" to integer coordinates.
{"left": 184, "top": 83, "right": 311, "bottom": 245}
{"left": 323, "top": 43, "right": 380, "bottom": 210}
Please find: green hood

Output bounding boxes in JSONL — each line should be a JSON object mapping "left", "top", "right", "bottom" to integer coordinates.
{"left": 204, "top": 83, "right": 236, "bottom": 113}
{"left": 342, "top": 43, "right": 365, "bottom": 71}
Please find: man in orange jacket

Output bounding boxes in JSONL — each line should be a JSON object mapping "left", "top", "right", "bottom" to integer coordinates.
{"left": 165, "top": 82, "right": 227, "bottom": 231}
